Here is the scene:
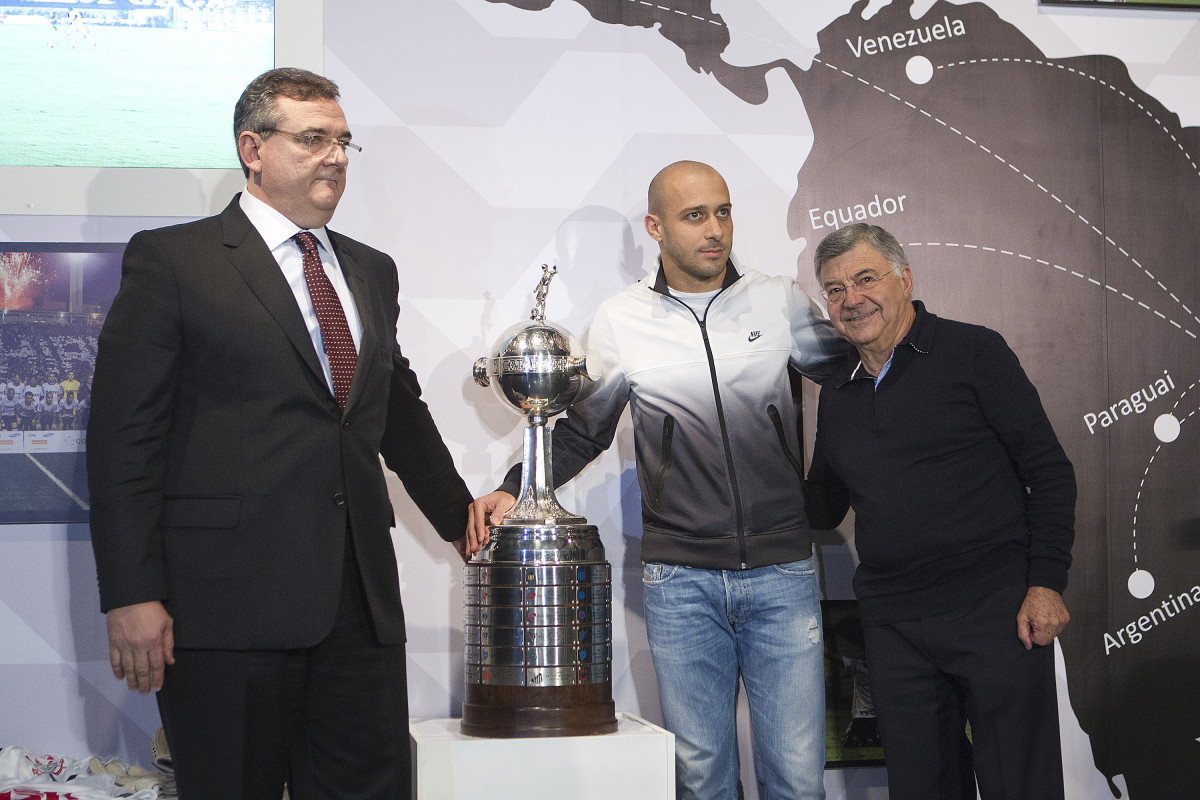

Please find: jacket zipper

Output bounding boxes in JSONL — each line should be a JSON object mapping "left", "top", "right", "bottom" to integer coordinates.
{"left": 664, "top": 290, "right": 748, "bottom": 569}
{"left": 698, "top": 316, "right": 748, "bottom": 568}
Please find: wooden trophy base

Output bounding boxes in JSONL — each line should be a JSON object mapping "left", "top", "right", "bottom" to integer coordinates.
{"left": 461, "top": 683, "right": 617, "bottom": 738}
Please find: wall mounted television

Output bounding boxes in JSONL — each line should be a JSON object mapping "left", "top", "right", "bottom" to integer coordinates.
{"left": 0, "top": 0, "right": 322, "bottom": 217}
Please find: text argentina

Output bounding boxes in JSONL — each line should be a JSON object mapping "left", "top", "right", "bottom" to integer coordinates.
{"left": 846, "top": 16, "right": 966, "bottom": 59}
{"left": 1104, "top": 585, "right": 1200, "bottom": 655}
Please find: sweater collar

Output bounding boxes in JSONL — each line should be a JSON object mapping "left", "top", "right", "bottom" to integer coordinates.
{"left": 898, "top": 300, "right": 935, "bottom": 354}
{"left": 838, "top": 300, "right": 935, "bottom": 385}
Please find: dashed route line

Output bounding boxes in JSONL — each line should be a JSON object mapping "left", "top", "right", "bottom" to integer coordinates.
{"left": 620, "top": 2, "right": 1198, "bottom": 177}
{"left": 611, "top": 3, "right": 1197, "bottom": 327}
{"left": 605, "top": 1, "right": 1200, "bottom": 594}
{"left": 1132, "top": 385, "right": 1198, "bottom": 567}
{"left": 938, "top": 57, "right": 1199, "bottom": 176}
{"left": 607, "top": 6, "right": 1198, "bottom": 325}
{"left": 909, "top": 239, "right": 1198, "bottom": 570}
{"left": 615, "top": 3, "right": 1198, "bottom": 193}
{"left": 903, "top": 241, "right": 1198, "bottom": 340}
{"left": 628, "top": 0, "right": 724, "bottom": 25}
{"left": 805, "top": 55, "right": 1200, "bottom": 329}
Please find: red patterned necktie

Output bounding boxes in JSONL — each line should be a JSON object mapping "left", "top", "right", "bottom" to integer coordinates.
{"left": 294, "top": 231, "right": 357, "bottom": 408}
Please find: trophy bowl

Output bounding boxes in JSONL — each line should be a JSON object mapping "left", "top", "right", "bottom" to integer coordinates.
{"left": 473, "top": 320, "right": 587, "bottom": 418}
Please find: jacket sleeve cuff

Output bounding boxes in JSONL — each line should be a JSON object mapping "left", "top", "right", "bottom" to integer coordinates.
{"left": 496, "top": 461, "right": 522, "bottom": 497}
{"left": 1027, "top": 556, "right": 1069, "bottom": 595}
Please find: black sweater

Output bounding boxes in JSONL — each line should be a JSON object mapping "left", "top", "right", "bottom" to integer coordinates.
{"left": 804, "top": 302, "right": 1076, "bottom": 626}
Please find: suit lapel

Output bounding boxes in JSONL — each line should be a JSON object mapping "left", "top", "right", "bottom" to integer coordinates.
{"left": 219, "top": 199, "right": 329, "bottom": 395}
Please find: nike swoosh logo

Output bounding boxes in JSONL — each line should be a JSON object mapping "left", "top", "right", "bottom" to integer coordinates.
{"left": 748, "top": 331, "right": 763, "bottom": 342}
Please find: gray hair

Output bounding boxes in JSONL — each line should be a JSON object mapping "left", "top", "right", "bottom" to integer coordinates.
{"left": 813, "top": 223, "right": 908, "bottom": 283}
{"left": 233, "top": 68, "right": 341, "bottom": 176}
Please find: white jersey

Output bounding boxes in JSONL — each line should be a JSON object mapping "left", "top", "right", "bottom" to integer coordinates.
{"left": 0, "top": 745, "right": 160, "bottom": 800}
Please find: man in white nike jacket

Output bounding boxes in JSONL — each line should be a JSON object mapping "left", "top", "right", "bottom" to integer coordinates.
{"left": 470, "top": 161, "right": 845, "bottom": 800}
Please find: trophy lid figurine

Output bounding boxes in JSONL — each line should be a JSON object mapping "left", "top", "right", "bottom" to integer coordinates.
{"left": 462, "top": 264, "right": 617, "bottom": 738}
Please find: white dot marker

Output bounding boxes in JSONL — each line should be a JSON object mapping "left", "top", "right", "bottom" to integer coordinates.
{"left": 906, "top": 55, "right": 933, "bottom": 85}
{"left": 1128, "top": 569, "right": 1155, "bottom": 599}
{"left": 1154, "top": 413, "right": 1180, "bottom": 443}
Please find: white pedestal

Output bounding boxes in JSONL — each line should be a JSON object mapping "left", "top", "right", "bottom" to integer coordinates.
{"left": 410, "top": 711, "right": 675, "bottom": 799}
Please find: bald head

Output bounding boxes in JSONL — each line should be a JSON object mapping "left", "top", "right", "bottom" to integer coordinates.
{"left": 644, "top": 160, "right": 733, "bottom": 292}
{"left": 648, "top": 161, "right": 725, "bottom": 217}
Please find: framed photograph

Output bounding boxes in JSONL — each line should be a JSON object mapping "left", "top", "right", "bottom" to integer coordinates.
{"left": 823, "top": 599, "right": 885, "bottom": 768}
{"left": 0, "top": 243, "right": 124, "bottom": 523}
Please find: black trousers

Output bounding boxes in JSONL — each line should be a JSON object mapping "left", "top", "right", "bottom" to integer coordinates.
{"left": 863, "top": 582, "right": 1065, "bottom": 800}
{"left": 157, "top": 537, "right": 411, "bottom": 800}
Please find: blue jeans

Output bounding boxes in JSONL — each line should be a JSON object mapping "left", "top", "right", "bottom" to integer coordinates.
{"left": 643, "top": 559, "right": 826, "bottom": 800}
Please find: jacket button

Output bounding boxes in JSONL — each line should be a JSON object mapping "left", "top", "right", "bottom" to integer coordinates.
{"left": 342, "top": 420, "right": 350, "bottom": 429}
{"left": 333, "top": 493, "right": 346, "bottom": 506}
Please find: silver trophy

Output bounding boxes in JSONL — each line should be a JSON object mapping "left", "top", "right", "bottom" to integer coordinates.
{"left": 462, "top": 265, "right": 617, "bottom": 738}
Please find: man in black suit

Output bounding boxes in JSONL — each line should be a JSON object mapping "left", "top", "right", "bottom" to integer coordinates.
{"left": 87, "top": 68, "right": 475, "bottom": 800}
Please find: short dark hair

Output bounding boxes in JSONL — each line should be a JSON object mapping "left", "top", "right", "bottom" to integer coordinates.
{"left": 813, "top": 223, "right": 908, "bottom": 283}
{"left": 233, "top": 68, "right": 341, "bottom": 176}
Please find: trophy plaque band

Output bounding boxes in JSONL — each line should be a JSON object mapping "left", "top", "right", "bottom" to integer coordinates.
{"left": 461, "top": 527, "right": 616, "bottom": 737}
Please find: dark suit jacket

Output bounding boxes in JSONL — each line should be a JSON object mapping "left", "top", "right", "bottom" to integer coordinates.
{"left": 87, "top": 195, "right": 471, "bottom": 650}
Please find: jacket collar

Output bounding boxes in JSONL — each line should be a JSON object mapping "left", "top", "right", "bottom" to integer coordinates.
{"left": 650, "top": 257, "right": 741, "bottom": 296}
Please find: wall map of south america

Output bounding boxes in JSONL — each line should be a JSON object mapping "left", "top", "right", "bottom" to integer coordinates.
{"left": 482, "top": 1, "right": 1200, "bottom": 796}
{"left": 794, "top": 5, "right": 1200, "bottom": 795}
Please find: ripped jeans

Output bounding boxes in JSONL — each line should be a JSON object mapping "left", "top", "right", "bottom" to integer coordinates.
{"left": 643, "top": 558, "right": 826, "bottom": 800}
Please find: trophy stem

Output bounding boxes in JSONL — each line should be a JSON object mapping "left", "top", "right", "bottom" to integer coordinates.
{"left": 509, "top": 412, "right": 585, "bottom": 524}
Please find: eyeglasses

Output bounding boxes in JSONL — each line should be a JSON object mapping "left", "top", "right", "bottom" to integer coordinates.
{"left": 266, "top": 129, "right": 362, "bottom": 158}
{"left": 819, "top": 270, "right": 894, "bottom": 304}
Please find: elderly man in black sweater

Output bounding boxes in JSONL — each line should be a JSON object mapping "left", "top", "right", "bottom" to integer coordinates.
{"left": 805, "top": 223, "right": 1075, "bottom": 800}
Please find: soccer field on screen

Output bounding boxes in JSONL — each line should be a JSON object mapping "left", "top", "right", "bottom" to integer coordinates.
{"left": 0, "top": 22, "right": 272, "bottom": 169}
{"left": 0, "top": 452, "right": 89, "bottom": 524}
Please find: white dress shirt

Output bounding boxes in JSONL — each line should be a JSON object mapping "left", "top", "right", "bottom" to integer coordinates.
{"left": 239, "top": 191, "right": 364, "bottom": 397}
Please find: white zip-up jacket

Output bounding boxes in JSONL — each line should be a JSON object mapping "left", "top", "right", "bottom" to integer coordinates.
{"left": 500, "top": 260, "right": 846, "bottom": 570}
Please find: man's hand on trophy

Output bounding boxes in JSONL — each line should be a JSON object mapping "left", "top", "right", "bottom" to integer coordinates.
{"left": 450, "top": 535, "right": 474, "bottom": 564}
{"left": 467, "top": 490, "right": 517, "bottom": 552}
